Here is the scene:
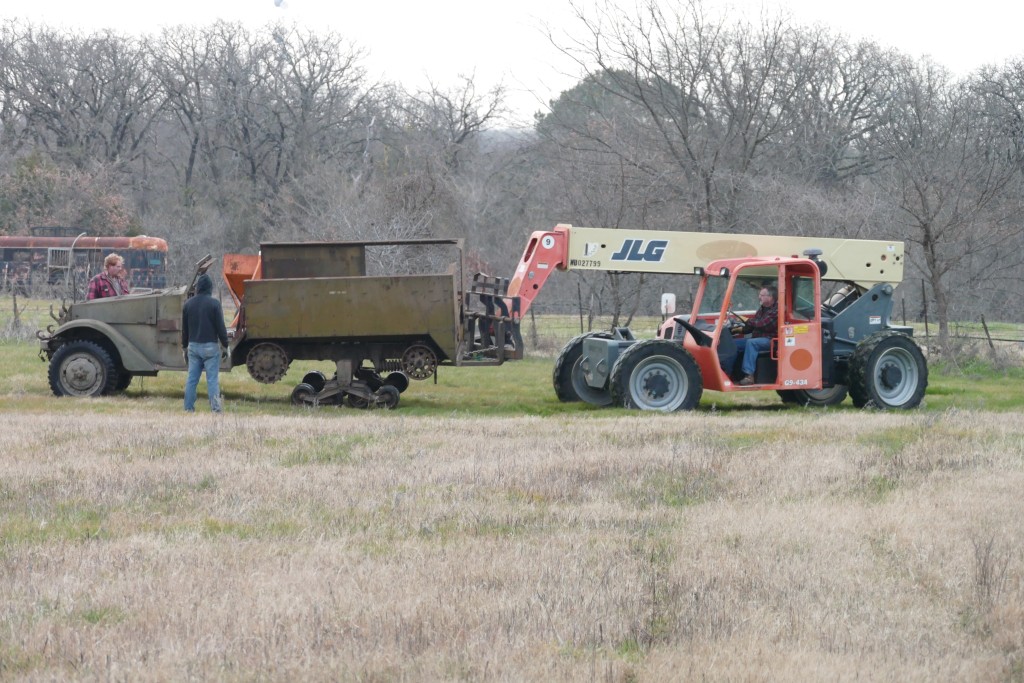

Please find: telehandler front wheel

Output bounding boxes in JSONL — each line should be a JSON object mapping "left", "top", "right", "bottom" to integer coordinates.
{"left": 848, "top": 331, "right": 928, "bottom": 409}
{"left": 552, "top": 332, "right": 612, "bottom": 405}
{"left": 609, "top": 339, "right": 702, "bottom": 412}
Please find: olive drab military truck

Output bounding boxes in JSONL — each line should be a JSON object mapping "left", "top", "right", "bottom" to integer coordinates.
{"left": 502, "top": 224, "right": 927, "bottom": 411}
{"left": 38, "top": 239, "right": 520, "bottom": 409}
{"left": 220, "top": 239, "right": 519, "bottom": 408}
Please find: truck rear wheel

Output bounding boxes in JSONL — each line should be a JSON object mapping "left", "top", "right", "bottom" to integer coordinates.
{"left": 609, "top": 339, "right": 702, "bottom": 412}
{"left": 553, "top": 332, "right": 612, "bottom": 404}
{"left": 777, "top": 385, "right": 848, "bottom": 407}
{"left": 848, "top": 331, "right": 928, "bottom": 409}
{"left": 48, "top": 340, "right": 117, "bottom": 397}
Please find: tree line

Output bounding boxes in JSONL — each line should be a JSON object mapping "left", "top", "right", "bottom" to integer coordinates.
{"left": 1, "top": 1, "right": 1023, "bottom": 339}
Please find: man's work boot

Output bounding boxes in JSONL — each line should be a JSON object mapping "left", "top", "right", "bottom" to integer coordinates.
{"left": 739, "top": 374, "right": 755, "bottom": 386}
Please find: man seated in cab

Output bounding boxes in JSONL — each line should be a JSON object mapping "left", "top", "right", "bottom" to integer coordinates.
{"left": 731, "top": 285, "right": 778, "bottom": 386}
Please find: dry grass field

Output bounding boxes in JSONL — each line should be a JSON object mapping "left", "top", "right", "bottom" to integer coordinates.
{"left": 2, "top": 404, "right": 1023, "bottom": 680}
{"left": 3, "top": 298, "right": 1024, "bottom": 680}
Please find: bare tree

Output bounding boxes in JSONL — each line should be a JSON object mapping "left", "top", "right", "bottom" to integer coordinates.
{"left": 769, "top": 31, "right": 900, "bottom": 185}
{"left": 871, "top": 59, "right": 1024, "bottom": 341}
{"left": 549, "top": 0, "right": 812, "bottom": 230}
{"left": 150, "top": 25, "right": 214, "bottom": 203}
{"left": 149, "top": 22, "right": 374, "bottom": 245}
{"left": 0, "top": 22, "right": 163, "bottom": 170}
{"left": 400, "top": 74, "right": 507, "bottom": 172}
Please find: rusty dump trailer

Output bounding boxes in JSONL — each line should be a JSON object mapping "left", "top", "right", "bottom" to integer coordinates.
{"left": 223, "top": 238, "right": 522, "bottom": 407}
{"left": 39, "top": 239, "right": 521, "bottom": 409}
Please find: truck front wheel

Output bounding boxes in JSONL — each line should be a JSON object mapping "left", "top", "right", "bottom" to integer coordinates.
{"left": 48, "top": 340, "right": 117, "bottom": 397}
{"left": 609, "top": 339, "right": 702, "bottom": 412}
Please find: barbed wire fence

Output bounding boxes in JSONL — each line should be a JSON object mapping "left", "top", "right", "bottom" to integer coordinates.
{"left": 519, "top": 300, "right": 1024, "bottom": 366}
{"left": 6, "top": 287, "right": 1023, "bottom": 370}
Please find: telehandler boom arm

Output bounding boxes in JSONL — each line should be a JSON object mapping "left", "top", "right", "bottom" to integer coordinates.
{"left": 506, "top": 224, "right": 905, "bottom": 317}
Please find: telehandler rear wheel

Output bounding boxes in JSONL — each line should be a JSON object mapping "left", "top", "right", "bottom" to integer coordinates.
{"left": 848, "top": 331, "right": 928, "bottom": 409}
{"left": 777, "top": 385, "right": 848, "bottom": 407}
{"left": 609, "top": 339, "right": 702, "bottom": 412}
{"left": 552, "top": 332, "right": 612, "bottom": 404}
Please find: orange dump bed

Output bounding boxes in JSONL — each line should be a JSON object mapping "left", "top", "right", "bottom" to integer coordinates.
{"left": 222, "top": 254, "right": 262, "bottom": 306}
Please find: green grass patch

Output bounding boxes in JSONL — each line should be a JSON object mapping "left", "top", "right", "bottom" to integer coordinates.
{"left": 199, "top": 514, "right": 301, "bottom": 540}
{"left": 2, "top": 313, "right": 1023, "bottom": 415}
{"left": 1, "top": 502, "right": 109, "bottom": 545}
{"left": 626, "top": 471, "right": 718, "bottom": 509}
{"left": 0, "top": 644, "right": 43, "bottom": 676}
{"left": 857, "top": 427, "right": 919, "bottom": 459}
{"left": 79, "top": 604, "right": 127, "bottom": 626}
{"left": 866, "top": 474, "right": 900, "bottom": 502}
{"left": 273, "top": 434, "right": 370, "bottom": 466}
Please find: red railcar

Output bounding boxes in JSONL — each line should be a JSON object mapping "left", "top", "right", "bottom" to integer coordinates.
{"left": 0, "top": 231, "right": 168, "bottom": 293}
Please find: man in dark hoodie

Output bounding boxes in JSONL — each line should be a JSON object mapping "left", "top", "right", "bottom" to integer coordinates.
{"left": 181, "top": 272, "right": 229, "bottom": 412}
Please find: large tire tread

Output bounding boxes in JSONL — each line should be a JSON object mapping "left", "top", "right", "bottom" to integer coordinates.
{"left": 848, "top": 330, "right": 928, "bottom": 410}
{"left": 48, "top": 339, "right": 118, "bottom": 397}
{"left": 552, "top": 332, "right": 611, "bottom": 402}
{"left": 609, "top": 339, "right": 702, "bottom": 412}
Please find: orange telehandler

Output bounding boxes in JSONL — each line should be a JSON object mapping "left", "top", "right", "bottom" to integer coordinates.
{"left": 504, "top": 224, "right": 926, "bottom": 411}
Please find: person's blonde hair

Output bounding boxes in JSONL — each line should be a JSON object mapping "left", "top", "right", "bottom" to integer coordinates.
{"left": 104, "top": 253, "right": 124, "bottom": 268}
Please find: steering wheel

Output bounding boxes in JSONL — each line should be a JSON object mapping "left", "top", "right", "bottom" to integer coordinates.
{"left": 727, "top": 310, "right": 747, "bottom": 324}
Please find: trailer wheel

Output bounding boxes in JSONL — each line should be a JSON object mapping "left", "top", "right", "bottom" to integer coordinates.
{"left": 848, "top": 331, "right": 928, "bottom": 409}
{"left": 552, "top": 332, "right": 612, "bottom": 404}
{"left": 48, "top": 340, "right": 117, "bottom": 397}
{"left": 383, "top": 372, "right": 410, "bottom": 394}
{"left": 373, "top": 385, "right": 400, "bottom": 409}
{"left": 777, "top": 385, "right": 848, "bottom": 407}
{"left": 291, "top": 382, "right": 318, "bottom": 407}
{"left": 345, "top": 393, "right": 369, "bottom": 409}
{"left": 609, "top": 339, "right": 702, "bottom": 412}
{"left": 301, "top": 371, "right": 327, "bottom": 394}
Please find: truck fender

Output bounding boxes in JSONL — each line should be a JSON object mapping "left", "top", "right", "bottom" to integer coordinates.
{"left": 53, "top": 320, "right": 159, "bottom": 373}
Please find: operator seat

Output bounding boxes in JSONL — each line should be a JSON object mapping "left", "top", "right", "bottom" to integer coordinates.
{"left": 716, "top": 327, "right": 737, "bottom": 374}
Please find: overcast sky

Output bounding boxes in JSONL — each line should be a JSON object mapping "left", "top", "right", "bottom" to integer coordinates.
{"left": 4, "top": 0, "right": 1023, "bottom": 124}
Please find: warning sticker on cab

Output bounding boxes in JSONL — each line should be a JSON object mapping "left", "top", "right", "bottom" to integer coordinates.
{"left": 869, "top": 316, "right": 882, "bottom": 325}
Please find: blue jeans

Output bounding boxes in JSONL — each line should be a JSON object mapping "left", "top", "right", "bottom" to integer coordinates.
{"left": 184, "top": 342, "right": 222, "bottom": 412}
{"left": 734, "top": 336, "right": 771, "bottom": 376}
